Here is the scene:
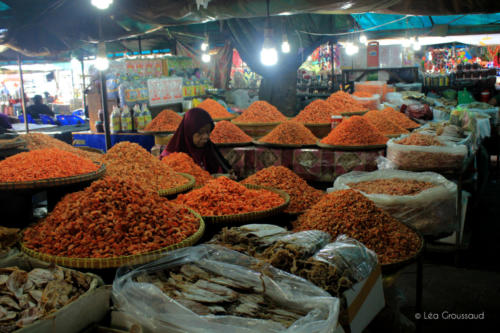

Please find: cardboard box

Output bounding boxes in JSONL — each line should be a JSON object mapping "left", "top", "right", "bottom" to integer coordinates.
{"left": 335, "top": 265, "right": 385, "bottom": 333}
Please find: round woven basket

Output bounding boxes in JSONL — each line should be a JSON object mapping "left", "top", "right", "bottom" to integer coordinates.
{"left": 303, "top": 123, "right": 331, "bottom": 138}
{"left": 0, "top": 163, "right": 106, "bottom": 191}
{"left": 20, "top": 209, "right": 205, "bottom": 269}
{"left": 381, "top": 223, "right": 424, "bottom": 274}
{"left": 201, "top": 184, "right": 290, "bottom": 224}
{"left": 231, "top": 121, "right": 282, "bottom": 138}
{"left": 77, "top": 146, "right": 104, "bottom": 154}
{"left": 253, "top": 140, "right": 316, "bottom": 149}
{"left": 213, "top": 115, "right": 237, "bottom": 122}
{"left": 158, "top": 173, "right": 195, "bottom": 197}
{"left": 213, "top": 141, "right": 253, "bottom": 147}
{"left": 317, "top": 141, "right": 386, "bottom": 151}
{"left": 341, "top": 110, "right": 368, "bottom": 117}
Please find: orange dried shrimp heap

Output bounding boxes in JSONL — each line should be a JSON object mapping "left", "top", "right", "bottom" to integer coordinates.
{"left": 22, "top": 133, "right": 102, "bottom": 162}
{"left": 258, "top": 121, "right": 317, "bottom": 145}
{"left": 293, "top": 189, "right": 421, "bottom": 265}
{"left": 0, "top": 148, "right": 99, "bottom": 182}
{"left": 210, "top": 120, "right": 252, "bottom": 144}
{"left": 352, "top": 91, "right": 374, "bottom": 98}
{"left": 379, "top": 107, "right": 420, "bottom": 129}
{"left": 233, "top": 101, "right": 287, "bottom": 123}
{"left": 197, "top": 98, "right": 233, "bottom": 119}
{"left": 320, "top": 115, "right": 388, "bottom": 146}
{"left": 395, "top": 133, "right": 445, "bottom": 146}
{"left": 144, "top": 109, "right": 182, "bottom": 132}
{"left": 23, "top": 177, "right": 200, "bottom": 258}
{"left": 326, "top": 91, "right": 366, "bottom": 113}
{"left": 347, "top": 178, "right": 436, "bottom": 196}
{"left": 242, "top": 166, "right": 324, "bottom": 213}
{"left": 294, "top": 100, "right": 341, "bottom": 124}
{"left": 363, "top": 110, "right": 409, "bottom": 136}
{"left": 161, "top": 152, "right": 212, "bottom": 186}
{"left": 102, "top": 142, "right": 188, "bottom": 192}
{"left": 174, "top": 177, "right": 285, "bottom": 216}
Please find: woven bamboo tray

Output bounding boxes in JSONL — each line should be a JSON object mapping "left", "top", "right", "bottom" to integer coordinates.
{"left": 317, "top": 141, "right": 386, "bottom": 151}
{"left": 20, "top": 209, "right": 205, "bottom": 269}
{"left": 138, "top": 130, "right": 176, "bottom": 135}
{"left": 77, "top": 146, "right": 104, "bottom": 154}
{"left": 341, "top": 110, "right": 368, "bottom": 117}
{"left": 303, "top": 123, "right": 331, "bottom": 138}
{"left": 253, "top": 140, "right": 316, "bottom": 149}
{"left": 0, "top": 163, "right": 106, "bottom": 191}
{"left": 231, "top": 121, "right": 282, "bottom": 138}
{"left": 158, "top": 173, "right": 195, "bottom": 197}
{"left": 213, "top": 141, "right": 253, "bottom": 147}
{"left": 381, "top": 223, "right": 424, "bottom": 274}
{"left": 201, "top": 184, "right": 290, "bottom": 224}
{"left": 213, "top": 115, "right": 237, "bottom": 122}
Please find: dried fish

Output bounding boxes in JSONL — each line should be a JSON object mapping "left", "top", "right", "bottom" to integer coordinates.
{"left": 16, "top": 307, "right": 43, "bottom": 326}
{"left": 179, "top": 265, "right": 211, "bottom": 281}
{"left": 27, "top": 269, "right": 55, "bottom": 288}
{"left": 175, "top": 299, "right": 211, "bottom": 315}
{"left": 6, "top": 271, "right": 27, "bottom": 298}
{"left": 181, "top": 286, "right": 234, "bottom": 304}
{"left": 192, "top": 280, "right": 238, "bottom": 300}
{"left": 27, "top": 290, "right": 42, "bottom": 304}
{"left": 0, "top": 276, "right": 8, "bottom": 286}
{"left": 0, "top": 297, "right": 19, "bottom": 311}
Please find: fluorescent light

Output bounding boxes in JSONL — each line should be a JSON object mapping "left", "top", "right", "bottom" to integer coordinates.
{"left": 359, "top": 35, "right": 367, "bottom": 44}
{"left": 412, "top": 37, "right": 421, "bottom": 51}
{"left": 402, "top": 39, "right": 412, "bottom": 48}
{"left": 201, "top": 53, "right": 211, "bottom": 63}
{"left": 95, "top": 42, "right": 109, "bottom": 71}
{"left": 345, "top": 43, "right": 359, "bottom": 56}
{"left": 341, "top": 2, "right": 353, "bottom": 10}
{"left": 261, "top": 47, "right": 278, "bottom": 66}
{"left": 91, "top": 0, "right": 113, "bottom": 10}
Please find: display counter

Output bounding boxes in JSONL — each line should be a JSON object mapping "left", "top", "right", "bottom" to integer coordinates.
{"left": 72, "top": 131, "right": 155, "bottom": 152}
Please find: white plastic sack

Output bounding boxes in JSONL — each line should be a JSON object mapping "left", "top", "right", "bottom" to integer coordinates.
{"left": 333, "top": 170, "right": 458, "bottom": 236}
{"left": 112, "top": 245, "right": 340, "bottom": 333}
{"left": 458, "top": 103, "right": 499, "bottom": 125}
{"left": 386, "top": 135, "right": 467, "bottom": 171}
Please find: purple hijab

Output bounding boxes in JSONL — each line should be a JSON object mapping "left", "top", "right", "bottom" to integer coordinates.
{"left": 161, "top": 108, "right": 230, "bottom": 173}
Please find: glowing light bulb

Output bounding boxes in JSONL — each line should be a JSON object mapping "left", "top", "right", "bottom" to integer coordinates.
{"left": 345, "top": 43, "right": 359, "bottom": 56}
{"left": 201, "top": 53, "right": 211, "bottom": 63}
{"left": 281, "top": 41, "right": 290, "bottom": 53}
{"left": 359, "top": 35, "right": 367, "bottom": 44}
{"left": 91, "top": 0, "right": 113, "bottom": 10}
{"left": 201, "top": 42, "right": 208, "bottom": 51}
{"left": 261, "top": 47, "right": 278, "bottom": 66}
{"left": 401, "top": 38, "right": 412, "bottom": 48}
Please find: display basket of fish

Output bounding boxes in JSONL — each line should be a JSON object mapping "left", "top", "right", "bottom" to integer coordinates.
{"left": 112, "top": 244, "right": 340, "bottom": 333}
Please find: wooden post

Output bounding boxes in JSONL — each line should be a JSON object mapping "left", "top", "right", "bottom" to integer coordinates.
{"left": 17, "top": 54, "right": 28, "bottom": 133}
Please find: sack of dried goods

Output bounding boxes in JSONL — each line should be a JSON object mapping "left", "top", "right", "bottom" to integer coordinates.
{"left": 241, "top": 166, "right": 324, "bottom": 214}
{"left": 143, "top": 109, "right": 182, "bottom": 132}
{"left": 233, "top": 101, "right": 287, "bottom": 123}
{"left": 0, "top": 148, "right": 99, "bottom": 182}
{"left": 210, "top": 120, "right": 252, "bottom": 144}
{"left": 174, "top": 177, "right": 285, "bottom": 216}
{"left": 326, "top": 91, "right": 366, "bottom": 114}
{"left": 161, "top": 152, "right": 212, "bottom": 186}
{"left": 258, "top": 121, "right": 317, "bottom": 146}
{"left": 197, "top": 98, "right": 233, "bottom": 119}
{"left": 386, "top": 133, "right": 467, "bottom": 171}
{"left": 102, "top": 141, "right": 189, "bottom": 192}
{"left": 22, "top": 133, "right": 102, "bottom": 162}
{"left": 320, "top": 116, "right": 388, "bottom": 146}
{"left": 293, "top": 189, "right": 422, "bottom": 266}
{"left": 112, "top": 244, "right": 340, "bottom": 332}
{"left": 334, "top": 170, "right": 458, "bottom": 236}
{"left": 294, "top": 100, "right": 341, "bottom": 124}
{"left": 23, "top": 177, "right": 201, "bottom": 259}
{"left": 0, "top": 262, "right": 101, "bottom": 331}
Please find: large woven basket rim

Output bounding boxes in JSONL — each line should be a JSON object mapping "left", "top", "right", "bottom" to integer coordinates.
{"left": 158, "top": 173, "right": 195, "bottom": 196}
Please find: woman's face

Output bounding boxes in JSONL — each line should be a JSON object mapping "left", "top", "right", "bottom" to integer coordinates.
{"left": 192, "top": 124, "right": 212, "bottom": 148}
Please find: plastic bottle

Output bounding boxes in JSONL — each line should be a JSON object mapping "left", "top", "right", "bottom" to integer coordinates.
{"left": 121, "top": 105, "right": 133, "bottom": 132}
{"left": 133, "top": 104, "right": 144, "bottom": 131}
{"left": 142, "top": 103, "right": 152, "bottom": 128}
{"left": 110, "top": 105, "right": 122, "bottom": 134}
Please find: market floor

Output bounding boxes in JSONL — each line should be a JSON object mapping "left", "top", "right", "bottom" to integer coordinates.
{"left": 368, "top": 163, "right": 500, "bottom": 333}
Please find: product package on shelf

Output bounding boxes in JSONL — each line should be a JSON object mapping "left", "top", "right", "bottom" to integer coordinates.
{"left": 386, "top": 136, "right": 467, "bottom": 172}
{"left": 354, "top": 81, "right": 386, "bottom": 100}
{"left": 112, "top": 244, "right": 341, "bottom": 333}
{"left": 333, "top": 170, "right": 458, "bottom": 236}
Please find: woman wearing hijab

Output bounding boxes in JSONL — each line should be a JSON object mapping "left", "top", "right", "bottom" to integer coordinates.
{"left": 160, "top": 108, "right": 231, "bottom": 174}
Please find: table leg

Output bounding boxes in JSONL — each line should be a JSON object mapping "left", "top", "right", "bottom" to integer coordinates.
{"left": 455, "top": 175, "right": 462, "bottom": 266}
{"left": 416, "top": 253, "right": 424, "bottom": 333}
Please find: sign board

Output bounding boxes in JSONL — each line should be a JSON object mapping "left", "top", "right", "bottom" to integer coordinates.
{"left": 147, "top": 77, "right": 183, "bottom": 106}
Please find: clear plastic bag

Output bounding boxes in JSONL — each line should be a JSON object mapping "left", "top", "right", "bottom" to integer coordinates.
{"left": 386, "top": 136, "right": 467, "bottom": 171}
{"left": 112, "top": 245, "right": 340, "bottom": 333}
{"left": 333, "top": 170, "right": 458, "bottom": 235}
{"left": 274, "top": 231, "right": 331, "bottom": 258}
{"left": 313, "top": 235, "right": 378, "bottom": 282}
{"left": 352, "top": 94, "right": 381, "bottom": 110}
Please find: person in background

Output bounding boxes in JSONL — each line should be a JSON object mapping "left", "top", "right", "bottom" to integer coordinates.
{"left": 488, "top": 91, "right": 500, "bottom": 106}
{"left": 0, "top": 113, "right": 12, "bottom": 131}
{"left": 160, "top": 108, "right": 232, "bottom": 174}
{"left": 193, "top": 68, "right": 201, "bottom": 80}
{"left": 26, "top": 95, "right": 54, "bottom": 119}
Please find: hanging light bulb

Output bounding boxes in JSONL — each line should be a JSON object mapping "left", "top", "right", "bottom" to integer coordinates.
{"left": 261, "top": 28, "right": 278, "bottom": 66}
{"left": 201, "top": 53, "right": 211, "bottom": 63}
{"left": 201, "top": 42, "right": 208, "bottom": 51}
{"left": 95, "top": 42, "right": 109, "bottom": 71}
{"left": 70, "top": 57, "right": 80, "bottom": 69}
{"left": 359, "top": 34, "right": 367, "bottom": 44}
{"left": 345, "top": 43, "right": 359, "bottom": 56}
{"left": 281, "top": 34, "right": 290, "bottom": 53}
{"left": 412, "top": 37, "right": 421, "bottom": 51}
{"left": 91, "top": 0, "right": 113, "bottom": 10}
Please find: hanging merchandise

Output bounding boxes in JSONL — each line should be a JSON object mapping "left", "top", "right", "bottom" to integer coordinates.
{"left": 110, "top": 105, "right": 121, "bottom": 134}
{"left": 121, "top": 105, "right": 133, "bottom": 133}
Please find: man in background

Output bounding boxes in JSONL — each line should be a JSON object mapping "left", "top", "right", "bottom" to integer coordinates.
{"left": 26, "top": 95, "right": 54, "bottom": 120}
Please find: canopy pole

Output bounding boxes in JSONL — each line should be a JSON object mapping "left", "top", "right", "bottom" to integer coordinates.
{"left": 80, "top": 58, "right": 87, "bottom": 117}
{"left": 17, "top": 54, "right": 28, "bottom": 133}
{"left": 99, "top": 71, "right": 111, "bottom": 151}
{"left": 138, "top": 36, "right": 142, "bottom": 54}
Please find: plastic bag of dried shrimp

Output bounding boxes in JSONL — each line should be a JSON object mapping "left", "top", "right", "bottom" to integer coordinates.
{"left": 112, "top": 244, "right": 340, "bottom": 333}
{"left": 333, "top": 170, "right": 457, "bottom": 236}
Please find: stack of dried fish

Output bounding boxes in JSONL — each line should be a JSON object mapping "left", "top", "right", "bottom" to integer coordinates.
{"left": 211, "top": 225, "right": 355, "bottom": 297}
{"left": 134, "top": 264, "right": 305, "bottom": 327}
{"left": 0, "top": 227, "right": 18, "bottom": 255}
{"left": 0, "top": 265, "right": 94, "bottom": 331}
